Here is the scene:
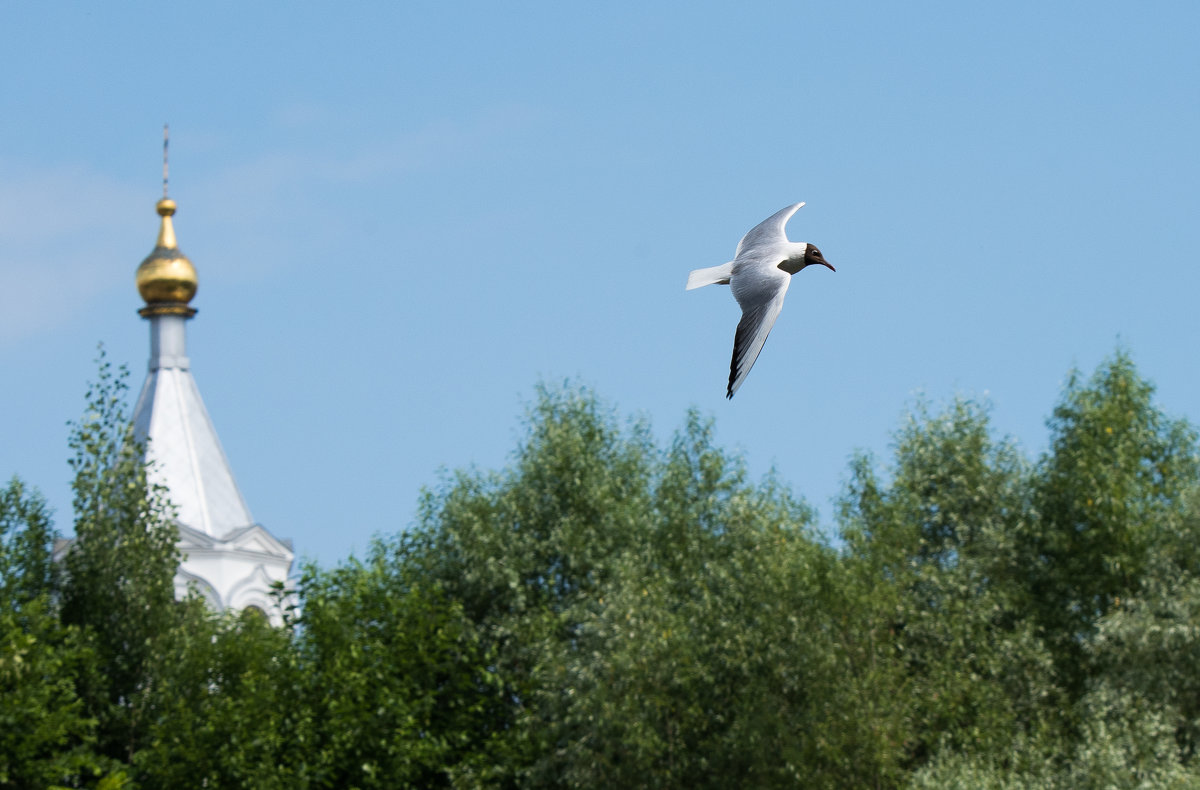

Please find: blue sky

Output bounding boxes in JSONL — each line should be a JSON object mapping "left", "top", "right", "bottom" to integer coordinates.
{"left": 2, "top": 2, "right": 1198, "bottom": 566}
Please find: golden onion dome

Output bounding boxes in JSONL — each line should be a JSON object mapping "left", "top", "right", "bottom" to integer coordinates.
{"left": 136, "top": 198, "right": 198, "bottom": 316}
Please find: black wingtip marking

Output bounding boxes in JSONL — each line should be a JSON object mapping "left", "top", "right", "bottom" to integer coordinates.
{"left": 727, "top": 349, "right": 742, "bottom": 398}
{"left": 727, "top": 309, "right": 757, "bottom": 399}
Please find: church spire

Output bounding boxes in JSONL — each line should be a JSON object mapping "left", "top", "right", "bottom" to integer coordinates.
{"left": 131, "top": 131, "right": 253, "bottom": 532}
{"left": 129, "top": 130, "right": 294, "bottom": 621}
{"left": 136, "top": 125, "right": 197, "bottom": 318}
{"left": 162, "top": 123, "right": 170, "bottom": 200}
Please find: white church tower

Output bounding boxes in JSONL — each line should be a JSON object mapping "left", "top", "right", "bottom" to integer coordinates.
{"left": 131, "top": 168, "right": 293, "bottom": 622}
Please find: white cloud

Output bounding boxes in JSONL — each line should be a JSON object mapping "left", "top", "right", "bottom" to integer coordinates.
{"left": 0, "top": 162, "right": 144, "bottom": 346}
{"left": 0, "top": 163, "right": 142, "bottom": 244}
{"left": 0, "top": 104, "right": 546, "bottom": 346}
{"left": 199, "top": 103, "right": 545, "bottom": 198}
{"left": 0, "top": 257, "right": 113, "bottom": 343}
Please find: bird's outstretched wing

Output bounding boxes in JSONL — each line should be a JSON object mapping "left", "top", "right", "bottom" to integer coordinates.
{"left": 734, "top": 202, "right": 804, "bottom": 258}
{"left": 727, "top": 273, "right": 791, "bottom": 398}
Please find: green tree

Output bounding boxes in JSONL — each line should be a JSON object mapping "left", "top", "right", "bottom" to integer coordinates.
{"left": 1076, "top": 486, "right": 1200, "bottom": 774}
{"left": 10, "top": 345, "right": 1198, "bottom": 788}
{"left": 59, "top": 349, "right": 182, "bottom": 765}
{"left": 839, "top": 398, "right": 1059, "bottom": 775}
{"left": 1025, "top": 351, "right": 1199, "bottom": 696}
{"left": 295, "top": 550, "right": 507, "bottom": 788}
{"left": 408, "top": 389, "right": 900, "bottom": 787}
{"left": 406, "top": 385, "right": 660, "bottom": 781}
{"left": 132, "top": 600, "right": 307, "bottom": 789}
{"left": 536, "top": 414, "right": 882, "bottom": 788}
{"left": 0, "top": 478, "right": 108, "bottom": 788}
{"left": 897, "top": 353, "right": 1200, "bottom": 786}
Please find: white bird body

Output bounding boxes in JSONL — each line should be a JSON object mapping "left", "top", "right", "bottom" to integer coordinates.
{"left": 686, "top": 202, "right": 834, "bottom": 398}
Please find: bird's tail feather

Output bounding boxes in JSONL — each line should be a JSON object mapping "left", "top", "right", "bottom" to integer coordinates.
{"left": 686, "top": 262, "right": 734, "bottom": 290}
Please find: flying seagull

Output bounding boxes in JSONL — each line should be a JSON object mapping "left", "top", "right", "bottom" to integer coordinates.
{"left": 686, "top": 202, "right": 834, "bottom": 398}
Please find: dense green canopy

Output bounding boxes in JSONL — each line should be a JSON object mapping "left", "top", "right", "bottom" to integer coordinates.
{"left": 4, "top": 349, "right": 1200, "bottom": 788}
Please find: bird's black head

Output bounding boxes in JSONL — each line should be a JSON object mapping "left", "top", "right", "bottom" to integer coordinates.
{"left": 804, "top": 244, "right": 834, "bottom": 272}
